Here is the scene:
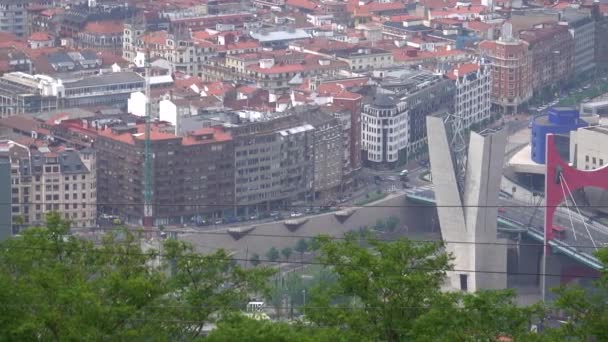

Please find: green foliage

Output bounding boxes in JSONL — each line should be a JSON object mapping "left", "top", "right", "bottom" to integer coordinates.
{"left": 281, "top": 247, "right": 293, "bottom": 261}
{"left": 6, "top": 213, "right": 608, "bottom": 340}
{"left": 549, "top": 248, "right": 608, "bottom": 341}
{"left": 207, "top": 314, "right": 354, "bottom": 342}
{"left": 295, "top": 239, "right": 309, "bottom": 257}
{"left": 266, "top": 247, "right": 280, "bottom": 262}
{"left": 374, "top": 218, "right": 386, "bottom": 231}
{"left": 304, "top": 235, "right": 452, "bottom": 341}
{"left": 0, "top": 213, "right": 274, "bottom": 340}
{"left": 411, "top": 290, "right": 545, "bottom": 341}
{"left": 250, "top": 253, "right": 261, "bottom": 267}
{"left": 385, "top": 216, "right": 399, "bottom": 232}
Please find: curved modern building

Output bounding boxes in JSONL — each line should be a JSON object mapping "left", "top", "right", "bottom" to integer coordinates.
{"left": 531, "top": 107, "right": 588, "bottom": 164}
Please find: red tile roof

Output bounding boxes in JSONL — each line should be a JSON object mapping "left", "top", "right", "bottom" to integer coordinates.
{"left": 182, "top": 127, "right": 232, "bottom": 145}
{"left": 446, "top": 62, "right": 480, "bottom": 79}
{"left": 287, "top": 0, "right": 318, "bottom": 11}
{"left": 84, "top": 20, "right": 124, "bottom": 35}
{"left": 466, "top": 20, "right": 493, "bottom": 31}
{"left": 29, "top": 31, "right": 52, "bottom": 41}
{"left": 140, "top": 31, "right": 168, "bottom": 46}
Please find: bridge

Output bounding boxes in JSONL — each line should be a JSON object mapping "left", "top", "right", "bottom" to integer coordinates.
{"left": 405, "top": 185, "right": 606, "bottom": 270}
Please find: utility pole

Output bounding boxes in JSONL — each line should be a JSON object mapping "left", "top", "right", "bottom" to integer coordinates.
{"left": 143, "top": 50, "right": 153, "bottom": 227}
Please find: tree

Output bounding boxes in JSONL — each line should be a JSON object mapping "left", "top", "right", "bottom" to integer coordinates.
{"left": 207, "top": 314, "right": 355, "bottom": 342}
{"left": 304, "top": 235, "right": 452, "bottom": 341}
{"left": 281, "top": 247, "right": 293, "bottom": 261}
{"left": 550, "top": 248, "right": 608, "bottom": 341}
{"left": 0, "top": 213, "right": 167, "bottom": 340}
{"left": 385, "top": 216, "right": 399, "bottom": 232}
{"left": 250, "top": 253, "right": 261, "bottom": 267}
{"left": 295, "top": 239, "right": 309, "bottom": 260}
{"left": 0, "top": 213, "right": 274, "bottom": 341}
{"left": 160, "top": 240, "right": 274, "bottom": 339}
{"left": 411, "top": 290, "right": 545, "bottom": 341}
{"left": 266, "top": 247, "right": 280, "bottom": 263}
{"left": 301, "top": 236, "right": 548, "bottom": 341}
{"left": 374, "top": 218, "right": 386, "bottom": 231}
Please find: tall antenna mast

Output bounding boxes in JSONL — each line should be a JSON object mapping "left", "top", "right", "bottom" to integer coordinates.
{"left": 143, "top": 49, "right": 153, "bottom": 227}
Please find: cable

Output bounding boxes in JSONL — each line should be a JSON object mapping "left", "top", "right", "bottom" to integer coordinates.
{"left": 7, "top": 201, "right": 608, "bottom": 208}
{"left": 0, "top": 243, "right": 601, "bottom": 279}
{"left": 69, "top": 226, "right": 605, "bottom": 250}
{"left": 559, "top": 177, "right": 577, "bottom": 241}
{"left": 561, "top": 174, "right": 598, "bottom": 250}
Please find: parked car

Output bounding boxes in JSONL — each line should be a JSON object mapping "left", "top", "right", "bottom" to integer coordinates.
{"left": 290, "top": 212, "right": 303, "bottom": 218}
{"left": 214, "top": 219, "right": 223, "bottom": 225}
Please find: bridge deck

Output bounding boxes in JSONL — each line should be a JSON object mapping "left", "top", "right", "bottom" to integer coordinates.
{"left": 405, "top": 186, "right": 606, "bottom": 270}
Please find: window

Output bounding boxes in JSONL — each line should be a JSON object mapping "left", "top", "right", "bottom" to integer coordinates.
{"left": 592, "top": 157, "right": 597, "bottom": 164}
{"left": 460, "top": 274, "right": 468, "bottom": 291}
{"left": 586, "top": 155, "right": 589, "bottom": 162}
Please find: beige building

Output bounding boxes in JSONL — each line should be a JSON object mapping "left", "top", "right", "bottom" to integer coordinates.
{"left": 570, "top": 125, "right": 608, "bottom": 214}
{"left": 4, "top": 140, "right": 97, "bottom": 229}
{"left": 330, "top": 47, "right": 394, "bottom": 71}
{"left": 570, "top": 125, "right": 608, "bottom": 170}
{"left": 123, "top": 26, "right": 217, "bottom": 77}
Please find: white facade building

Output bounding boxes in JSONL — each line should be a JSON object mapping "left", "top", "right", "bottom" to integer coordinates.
{"left": 450, "top": 61, "right": 492, "bottom": 129}
{"left": 361, "top": 94, "right": 409, "bottom": 164}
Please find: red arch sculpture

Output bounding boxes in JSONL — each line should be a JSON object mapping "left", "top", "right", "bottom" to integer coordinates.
{"left": 544, "top": 134, "right": 608, "bottom": 243}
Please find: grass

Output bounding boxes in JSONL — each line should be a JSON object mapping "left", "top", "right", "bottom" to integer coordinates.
{"left": 558, "top": 81, "right": 608, "bottom": 106}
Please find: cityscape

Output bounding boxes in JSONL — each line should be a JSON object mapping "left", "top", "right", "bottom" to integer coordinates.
{"left": 1, "top": 0, "right": 608, "bottom": 339}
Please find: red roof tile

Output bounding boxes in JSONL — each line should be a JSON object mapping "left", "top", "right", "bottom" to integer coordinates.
{"left": 84, "top": 20, "right": 124, "bottom": 35}
{"left": 29, "top": 31, "right": 52, "bottom": 41}
{"left": 447, "top": 62, "right": 480, "bottom": 79}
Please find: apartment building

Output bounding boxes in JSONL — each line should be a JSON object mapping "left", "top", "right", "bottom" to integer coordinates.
{"left": 0, "top": 0, "right": 28, "bottom": 37}
{"left": 561, "top": 8, "right": 596, "bottom": 75}
{"left": 293, "top": 107, "right": 343, "bottom": 201}
{"left": 447, "top": 61, "right": 492, "bottom": 130}
{"left": 0, "top": 153, "right": 11, "bottom": 239}
{"left": 361, "top": 70, "right": 454, "bottom": 167}
{"left": 230, "top": 115, "right": 314, "bottom": 216}
{"left": 202, "top": 52, "right": 347, "bottom": 93}
{"left": 61, "top": 71, "right": 145, "bottom": 108}
{"left": 519, "top": 23, "right": 574, "bottom": 94}
{"left": 1, "top": 140, "right": 96, "bottom": 229}
{"left": 479, "top": 24, "right": 532, "bottom": 113}
{"left": 0, "top": 72, "right": 60, "bottom": 117}
{"left": 96, "top": 123, "right": 235, "bottom": 225}
{"left": 123, "top": 26, "right": 218, "bottom": 77}
{"left": 320, "top": 47, "right": 394, "bottom": 71}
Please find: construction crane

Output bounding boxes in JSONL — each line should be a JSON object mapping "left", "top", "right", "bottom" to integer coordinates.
{"left": 143, "top": 50, "right": 153, "bottom": 227}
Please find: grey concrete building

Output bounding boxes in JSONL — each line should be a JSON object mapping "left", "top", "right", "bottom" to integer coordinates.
{"left": 0, "top": 72, "right": 59, "bottom": 117}
{"left": 293, "top": 107, "right": 343, "bottom": 201}
{"left": 0, "top": 153, "right": 11, "bottom": 240}
{"left": 427, "top": 116, "right": 507, "bottom": 291}
{"left": 231, "top": 115, "right": 314, "bottom": 215}
{"left": 362, "top": 70, "right": 455, "bottom": 167}
{"left": 561, "top": 8, "right": 596, "bottom": 75}
{"left": 0, "top": 0, "right": 28, "bottom": 37}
